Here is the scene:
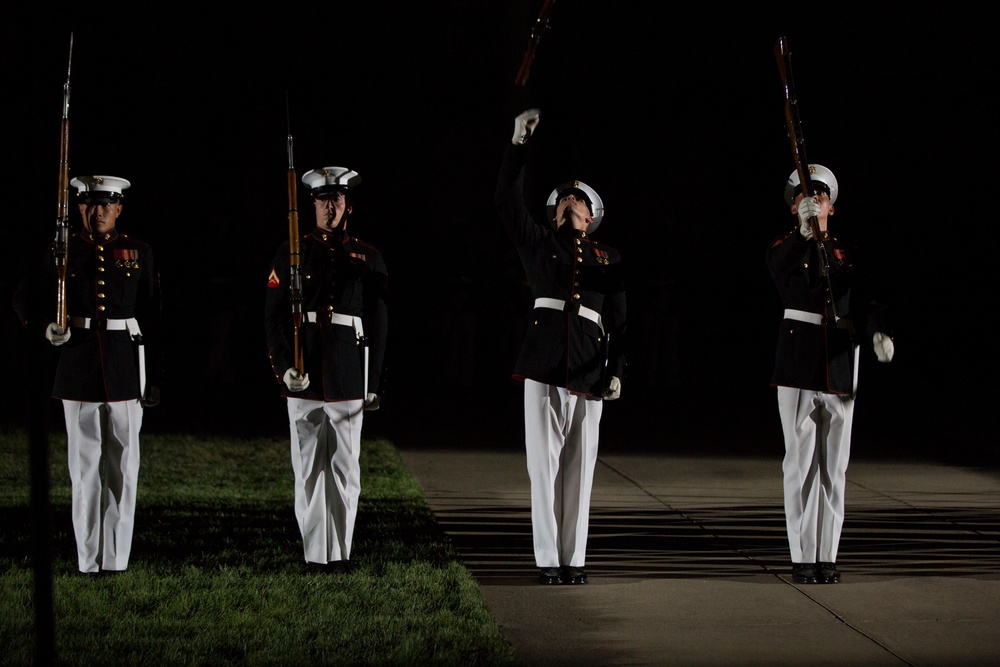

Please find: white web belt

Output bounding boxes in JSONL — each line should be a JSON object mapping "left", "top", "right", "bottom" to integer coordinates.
{"left": 783, "top": 309, "right": 823, "bottom": 325}
{"left": 304, "top": 311, "right": 369, "bottom": 396}
{"left": 534, "top": 297, "right": 604, "bottom": 334}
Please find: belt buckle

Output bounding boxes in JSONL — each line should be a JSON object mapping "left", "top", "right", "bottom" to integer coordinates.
{"left": 565, "top": 301, "right": 581, "bottom": 316}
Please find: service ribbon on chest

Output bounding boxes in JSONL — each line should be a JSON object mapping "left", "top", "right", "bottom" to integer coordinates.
{"left": 115, "top": 248, "right": 140, "bottom": 269}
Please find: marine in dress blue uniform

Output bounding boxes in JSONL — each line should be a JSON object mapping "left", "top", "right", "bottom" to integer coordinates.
{"left": 264, "top": 166, "right": 388, "bottom": 572}
{"left": 767, "top": 165, "right": 894, "bottom": 585}
{"left": 496, "top": 109, "right": 626, "bottom": 585}
{"left": 13, "top": 175, "right": 162, "bottom": 574}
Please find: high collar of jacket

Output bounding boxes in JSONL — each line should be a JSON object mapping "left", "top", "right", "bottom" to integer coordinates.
{"left": 555, "top": 223, "right": 588, "bottom": 243}
{"left": 80, "top": 229, "right": 120, "bottom": 244}
{"left": 310, "top": 227, "right": 347, "bottom": 246}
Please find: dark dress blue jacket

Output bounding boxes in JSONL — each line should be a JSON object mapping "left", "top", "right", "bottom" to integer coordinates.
{"left": 495, "top": 143, "right": 626, "bottom": 396}
{"left": 14, "top": 229, "right": 161, "bottom": 402}
{"left": 265, "top": 227, "right": 388, "bottom": 402}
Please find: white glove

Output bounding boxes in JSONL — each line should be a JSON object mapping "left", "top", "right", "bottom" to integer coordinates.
{"left": 45, "top": 322, "right": 71, "bottom": 346}
{"left": 603, "top": 376, "right": 621, "bottom": 401}
{"left": 511, "top": 108, "right": 541, "bottom": 145}
{"left": 283, "top": 367, "right": 310, "bottom": 392}
{"left": 873, "top": 332, "right": 894, "bottom": 363}
{"left": 796, "top": 197, "right": 821, "bottom": 239}
{"left": 364, "top": 393, "right": 381, "bottom": 411}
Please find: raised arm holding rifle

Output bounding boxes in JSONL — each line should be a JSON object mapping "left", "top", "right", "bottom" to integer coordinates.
{"left": 767, "top": 36, "right": 894, "bottom": 587}
{"left": 774, "top": 36, "right": 839, "bottom": 315}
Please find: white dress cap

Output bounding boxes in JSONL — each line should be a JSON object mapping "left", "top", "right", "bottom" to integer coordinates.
{"left": 301, "top": 166, "right": 362, "bottom": 194}
{"left": 546, "top": 180, "right": 605, "bottom": 235}
{"left": 70, "top": 175, "right": 131, "bottom": 199}
{"left": 784, "top": 164, "right": 838, "bottom": 205}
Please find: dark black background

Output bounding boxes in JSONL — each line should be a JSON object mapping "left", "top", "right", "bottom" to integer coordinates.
{"left": 5, "top": 2, "right": 996, "bottom": 463}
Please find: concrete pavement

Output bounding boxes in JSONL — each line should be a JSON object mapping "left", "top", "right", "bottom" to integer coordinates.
{"left": 398, "top": 444, "right": 1000, "bottom": 666}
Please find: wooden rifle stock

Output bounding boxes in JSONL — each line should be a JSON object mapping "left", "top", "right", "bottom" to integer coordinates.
{"left": 54, "top": 33, "right": 73, "bottom": 330}
{"left": 515, "top": 0, "right": 557, "bottom": 86}
{"left": 286, "top": 96, "right": 304, "bottom": 373}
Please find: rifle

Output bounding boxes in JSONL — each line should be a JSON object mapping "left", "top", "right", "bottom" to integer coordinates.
{"left": 515, "top": 0, "right": 557, "bottom": 86}
{"left": 286, "top": 94, "right": 304, "bottom": 373}
{"left": 774, "top": 35, "right": 838, "bottom": 320}
{"left": 54, "top": 33, "right": 74, "bottom": 330}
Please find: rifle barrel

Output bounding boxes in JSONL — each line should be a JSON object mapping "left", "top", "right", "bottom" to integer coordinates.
{"left": 774, "top": 37, "right": 813, "bottom": 201}
{"left": 286, "top": 96, "right": 304, "bottom": 373}
{"left": 515, "top": 0, "right": 557, "bottom": 86}
{"left": 774, "top": 36, "right": 837, "bottom": 316}
{"left": 54, "top": 33, "right": 74, "bottom": 330}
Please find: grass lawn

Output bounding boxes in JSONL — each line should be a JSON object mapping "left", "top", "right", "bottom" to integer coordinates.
{"left": 0, "top": 426, "right": 516, "bottom": 666}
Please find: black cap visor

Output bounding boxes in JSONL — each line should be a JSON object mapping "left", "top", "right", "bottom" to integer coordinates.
{"left": 809, "top": 181, "right": 831, "bottom": 197}
{"left": 78, "top": 192, "right": 123, "bottom": 205}
{"left": 311, "top": 185, "right": 349, "bottom": 199}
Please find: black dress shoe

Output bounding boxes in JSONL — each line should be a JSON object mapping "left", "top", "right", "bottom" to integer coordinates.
{"left": 818, "top": 562, "right": 841, "bottom": 584}
{"left": 562, "top": 566, "right": 588, "bottom": 585}
{"left": 306, "top": 562, "right": 327, "bottom": 574}
{"left": 307, "top": 560, "right": 352, "bottom": 575}
{"left": 791, "top": 563, "right": 818, "bottom": 584}
{"left": 319, "top": 560, "right": 351, "bottom": 574}
{"left": 538, "top": 567, "right": 563, "bottom": 585}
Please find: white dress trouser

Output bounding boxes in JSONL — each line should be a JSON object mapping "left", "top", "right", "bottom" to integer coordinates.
{"left": 523, "top": 379, "right": 603, "bottom": 568}
{"left": 777, "top": 386, "right": 855, "bottom": 564}
{"left": 287, "top": 398, "right": 364, "bottom": 564}
{"left": 63, "top": 399, "right": 143, "bottom": 573}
